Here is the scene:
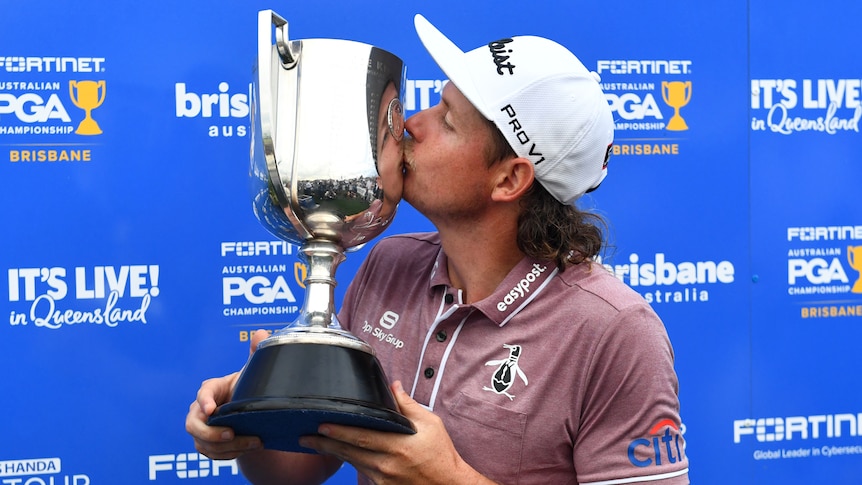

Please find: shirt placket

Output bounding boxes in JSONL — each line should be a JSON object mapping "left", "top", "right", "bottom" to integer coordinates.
{"left": 411, "top": 298, "right": 472, "bottom": 408}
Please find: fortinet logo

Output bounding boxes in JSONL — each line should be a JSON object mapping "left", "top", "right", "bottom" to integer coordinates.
{"left": 148, "top": 453, "right": 238, "bottom": 480}
{"left": 733, "top": 412, "right": 862, "bottom": 443}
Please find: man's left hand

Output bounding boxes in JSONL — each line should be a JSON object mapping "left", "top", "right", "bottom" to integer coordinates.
{"left": 299, "top": 381, "right": 493, "bottom": 484}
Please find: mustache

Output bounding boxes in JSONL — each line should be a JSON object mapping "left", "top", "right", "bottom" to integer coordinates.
{"left": 402, "top": 136, "right": 416, "bottom": 171}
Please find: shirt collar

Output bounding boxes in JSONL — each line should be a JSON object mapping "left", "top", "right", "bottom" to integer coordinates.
{"left": 427, "top": 248, "right": 557, "bottom": 327}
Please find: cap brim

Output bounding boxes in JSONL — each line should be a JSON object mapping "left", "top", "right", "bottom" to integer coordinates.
{"left": 413, "top": 14, "right": 490, "bottom": 120}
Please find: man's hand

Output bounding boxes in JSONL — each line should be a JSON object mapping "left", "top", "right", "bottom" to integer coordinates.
{"left": 298, "top": 381, "right": 495, "bottom": 484}
{"left": 185, "top": 330, "right": 269, "bottom": 460}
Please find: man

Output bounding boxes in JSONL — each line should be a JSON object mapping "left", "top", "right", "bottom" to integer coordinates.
{"left": 187, "top": 14, "right": 689, "bottom": 485}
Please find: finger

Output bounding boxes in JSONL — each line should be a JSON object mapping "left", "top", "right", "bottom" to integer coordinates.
{"left": 249, "top": 329, "right": 269, "bottom": 355}
{"left": 186, "top": 401, "right": 263, "bottom": 459}
{"left": 390, "top": 380, "right": 422, "bottom": 420}
{"left": 299, "top": 432, "right": 379, "bottom": 464}
{"left": 195, "top": 374, "right": 236, "bottom": 416}
{"left": 186, "top": 400, "right": 232, "bottom": 442}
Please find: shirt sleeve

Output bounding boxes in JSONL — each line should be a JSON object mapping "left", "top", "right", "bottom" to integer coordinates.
{"left": 574, "top": 303, "right": 690, "bottom": 485}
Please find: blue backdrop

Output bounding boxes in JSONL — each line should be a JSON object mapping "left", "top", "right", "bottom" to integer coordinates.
{"left": 1, "top": 1, "right": 861, "bottom": 484}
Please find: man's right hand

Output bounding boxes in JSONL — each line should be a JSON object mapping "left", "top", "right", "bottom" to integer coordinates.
{"left": 185, "top": 329, "right": 269, "bottom": 460}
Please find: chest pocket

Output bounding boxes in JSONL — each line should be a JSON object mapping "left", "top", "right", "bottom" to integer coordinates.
{"left": 445, "top": 391, "right": 527, "bottom": 483}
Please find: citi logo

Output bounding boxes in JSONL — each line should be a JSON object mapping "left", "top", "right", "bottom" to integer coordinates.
{"left": 627, "top": 419, "right": 685, "bottom": 468}
{"left": 488, "top": 38, "right": 515, "bottom": 75}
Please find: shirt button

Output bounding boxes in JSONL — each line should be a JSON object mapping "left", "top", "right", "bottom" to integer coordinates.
{"left": 424, "top": 367, "right": 435, "bottom": 378}
{"left": 435, "top": 330, "right": 447, "bottom": 342}
{"left": 444, "top": 293, "right": 454, "bottom": 304}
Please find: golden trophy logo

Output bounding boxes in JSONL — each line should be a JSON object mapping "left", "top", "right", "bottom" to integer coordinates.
{"left": 661, "top": 80, "right": 692, "bottom": 131}
{"left": 848, "top": 245, "right": 862, "bottom": 293}
{"left": 294, "top": 262, "right": 308, "bottom": 289}
{"left": 69, "top": 80, "right": 106, "bottom": 135}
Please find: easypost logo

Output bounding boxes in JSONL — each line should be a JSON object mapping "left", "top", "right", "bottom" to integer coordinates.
{"left": 786, "top": 225, "right": 862, "bottom": 319}
{"left": 751, "top": 78, "right": 862, "bottom": 135}
{"left": 595, "top": 59, "right": 693, "bottom": 156}
{"left": 601, "top": 252, "right": 735, "bottom": 304}
{"left": 148, "top": 453, "right": 238, "bottom": 480}
{"left": 2, "top": 55, "right": 107, "bottom": 164}
{"left": 174, "top": 82, "right": 250, "bottom": 138}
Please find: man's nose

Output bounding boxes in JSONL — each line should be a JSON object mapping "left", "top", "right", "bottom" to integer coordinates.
{"left": 404, "top": 113, "right": 422, "bottom": 142}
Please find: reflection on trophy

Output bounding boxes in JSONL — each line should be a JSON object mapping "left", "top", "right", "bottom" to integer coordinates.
{"left": 208, "top": 9, "right": 414, "bottom": 452}
{"left": 69, "top": 80, "right": 106, "bottom": 135}
{"left": 848, "top": 246, "right": 862, "bottom": 293}
{"left": 662, "top": 80, "right": 691, "bottom": 131}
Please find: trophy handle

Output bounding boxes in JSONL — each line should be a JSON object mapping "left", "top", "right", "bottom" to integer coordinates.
{"left": 256, "top": 9, "right": 312, "bottom": 241}
{"left": 96, "top": 80, "right": 106, "bottom": 107}
{"left": 68, "top": 81, "right": 82, "bottom": 109}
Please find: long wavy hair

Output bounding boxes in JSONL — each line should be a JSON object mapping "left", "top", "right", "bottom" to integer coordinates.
{"left": 485, "top": 120, "right": 607, "bottom": 270}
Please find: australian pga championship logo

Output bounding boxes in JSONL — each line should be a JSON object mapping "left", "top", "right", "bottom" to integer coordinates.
{"left": 1, "top": 56, "right": 107, "bottom": 163}
{"left": 6, "top": 265, "right": 159, "bottom": 329}
{"left": 786, "top": 225, "right": 862, "bottom": 319}
{"left": 596, "top": 59, "right": 693, "bottom": 156}
{"left": 751, "top": 78, "right": 861, "bottom": 134}
{"left": 220, "top": 241, "right": 306, "bottom": 341}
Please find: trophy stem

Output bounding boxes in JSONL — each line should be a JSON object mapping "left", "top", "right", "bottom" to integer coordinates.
{"left": 297, "top": 239, "right": 344, "bottom": 329}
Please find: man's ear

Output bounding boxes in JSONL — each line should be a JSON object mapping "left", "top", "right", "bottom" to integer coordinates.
{"left": 491, "top": 157, "right": 535, "bottom": 202}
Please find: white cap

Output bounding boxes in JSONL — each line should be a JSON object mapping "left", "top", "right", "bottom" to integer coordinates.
{"left": 414, "top": 14, "right": 614, "bottom": 205}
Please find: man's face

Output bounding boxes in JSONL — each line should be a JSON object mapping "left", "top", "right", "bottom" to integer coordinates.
{"left": 402, "top": 83, "right": 498, "bottom": 222}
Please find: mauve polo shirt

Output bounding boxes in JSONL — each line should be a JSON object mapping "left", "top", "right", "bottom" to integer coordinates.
{"left": 339, "top": 232, "right": 689, "bottom": 485}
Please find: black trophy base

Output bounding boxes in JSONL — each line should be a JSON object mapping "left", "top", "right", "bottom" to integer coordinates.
{"left": 208, "top": 339, "right": 415, "bottom": 453}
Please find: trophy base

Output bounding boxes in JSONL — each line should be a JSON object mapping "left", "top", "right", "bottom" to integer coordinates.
{"left": 209, "top": 397, "right": 415, "bottom": 453}
{"left": 208, "top": 336, "right": 415, "bottom": 453}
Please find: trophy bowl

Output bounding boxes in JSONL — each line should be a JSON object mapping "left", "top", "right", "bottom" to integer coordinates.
{"left": 208, "top": 9, "right": 414, "bottom": 453}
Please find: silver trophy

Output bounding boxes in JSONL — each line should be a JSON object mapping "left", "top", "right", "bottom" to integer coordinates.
{"left": 208, "top": 9, "right": 414, "bottom": 452}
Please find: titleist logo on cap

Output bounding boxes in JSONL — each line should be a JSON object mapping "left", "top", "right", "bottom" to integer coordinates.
{"left": 488, "top": 38, "right": 516, "bottom": 75}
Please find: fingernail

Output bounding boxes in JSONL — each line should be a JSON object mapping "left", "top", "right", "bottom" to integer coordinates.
{"left": 318, "top": 425, "right": 331, "bottom": 436}
{"left": 221, "top": 430, "right": 232, "bottom": 440}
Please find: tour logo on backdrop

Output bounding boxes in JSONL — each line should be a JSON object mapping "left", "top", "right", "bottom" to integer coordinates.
{"left": 1, "top": 55, "right": 107, "bottom": 163}
{"left": 0, "top": 456, "right": 91, "bottom": 484}
{"left": 595, "top": 59, "right": 694, "bottom": 156}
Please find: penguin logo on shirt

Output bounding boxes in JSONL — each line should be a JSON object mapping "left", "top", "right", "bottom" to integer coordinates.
{"left": 482, "top": 344, "right": 528, "bottom": 400}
